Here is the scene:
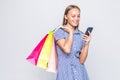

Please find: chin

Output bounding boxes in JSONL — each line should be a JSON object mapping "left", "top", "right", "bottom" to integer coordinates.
{"left": 72, "top": 22, "right": 79, "bottom": 26}
{"left": 73, "top": 24, "right": 79, "bottom": 27}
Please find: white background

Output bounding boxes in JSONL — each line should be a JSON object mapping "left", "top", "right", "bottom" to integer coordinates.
{"left": 0, "top": 0, "right": 120, "bottom": 80}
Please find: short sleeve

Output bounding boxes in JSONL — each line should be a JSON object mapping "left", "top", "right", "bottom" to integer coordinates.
{"left": 54, "top": 28, "right": 66, "bottom": 41}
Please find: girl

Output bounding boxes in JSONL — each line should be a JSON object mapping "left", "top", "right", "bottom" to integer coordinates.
{"left": 54, "top": 5, "right": 91, "bottom": 80}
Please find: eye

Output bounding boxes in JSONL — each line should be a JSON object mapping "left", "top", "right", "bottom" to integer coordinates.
{"left": 77, "top": 15, "right": 80, "bottom": 18}
{"left": 71, "top": 15, "right": 80, "bottom": 18}
{"left": 71, "top": 15, "right": 75, "bottom": 18}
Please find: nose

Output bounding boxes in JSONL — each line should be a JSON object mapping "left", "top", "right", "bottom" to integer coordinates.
{"left": 75, "top": 17, "right": 80, "bottom": 21}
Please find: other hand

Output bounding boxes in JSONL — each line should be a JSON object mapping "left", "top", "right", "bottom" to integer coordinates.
{"left": 82, "top": 31, "right": 92, "bottom": 45}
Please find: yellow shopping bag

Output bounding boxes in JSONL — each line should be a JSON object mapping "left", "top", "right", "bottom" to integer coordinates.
{"left": 37, "top": 31, "right": 54, "bottom": 68}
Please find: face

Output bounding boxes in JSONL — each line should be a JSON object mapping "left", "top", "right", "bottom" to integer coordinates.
{"left": 65, "top": 8, "right": 80, "bottom": 27}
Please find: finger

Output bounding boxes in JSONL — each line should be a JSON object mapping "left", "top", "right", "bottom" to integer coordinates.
{"left": 59, "top": 24, "right": 64, "bottom": 27}
{"left": 88, "top": 31, "right": 92, "bottom": 36}
{"left": 82, "top": 34, "right": 89, "bottom": 38}
{"left": 82, "top": 35, "right": 91, "bottom": 40}
{"left": 60, "top": 26, "right": 65, "bottom": 28}
{"left": 82, "top": 36, "right": 88, "bottom": 41}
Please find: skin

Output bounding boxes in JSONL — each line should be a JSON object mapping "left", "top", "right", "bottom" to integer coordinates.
{"left": 56, "top": 8, "right": 92, "bottom": 64}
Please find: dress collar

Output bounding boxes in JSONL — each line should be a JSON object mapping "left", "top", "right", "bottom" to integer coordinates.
{"left": 74, "top": 28, "right": 81, "bottom": 34}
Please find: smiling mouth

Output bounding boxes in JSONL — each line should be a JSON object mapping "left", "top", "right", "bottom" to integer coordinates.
{"left": 73, "top": 22, "right": 79, "bottom": 24}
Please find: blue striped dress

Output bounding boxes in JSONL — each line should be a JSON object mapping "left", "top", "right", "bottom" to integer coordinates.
{"left": 54, "top": 28, "right": 89, "bottom": 80}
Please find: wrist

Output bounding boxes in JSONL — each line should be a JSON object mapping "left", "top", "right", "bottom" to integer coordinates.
{"left": 85, "top": 41, "right": 90, "bottom": 46}
{"left": 69, "top": 32, "right": 73, "bottom": 35}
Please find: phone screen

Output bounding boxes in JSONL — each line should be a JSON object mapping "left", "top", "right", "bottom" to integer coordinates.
{"left": 85, "top": 27, "right": 93, "bottom": 36}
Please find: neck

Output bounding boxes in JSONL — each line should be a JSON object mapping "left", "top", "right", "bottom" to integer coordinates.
{"left": 66, "top": 24, "right": 76, "bottom": 32}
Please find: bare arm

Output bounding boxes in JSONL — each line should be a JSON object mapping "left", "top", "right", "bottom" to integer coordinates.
{"left": 79, "top": 32, "right": 92, "bottom": 64}
{"left": 79, "top": 43, "right": 90, "bottom": 64}
{"left": 56, "top": 26, "right": 74, "bottom": 54}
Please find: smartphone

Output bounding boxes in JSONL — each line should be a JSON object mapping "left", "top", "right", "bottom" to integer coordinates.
{"left": 85, "top": 27, "right": 93, "bottom": 36}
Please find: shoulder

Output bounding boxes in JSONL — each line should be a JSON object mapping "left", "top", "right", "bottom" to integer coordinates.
{"left": 54, "top": 28, "right": 66, "bottom": 41}
{"left": 54, "top": 28, "right": 65, "bottom": 34}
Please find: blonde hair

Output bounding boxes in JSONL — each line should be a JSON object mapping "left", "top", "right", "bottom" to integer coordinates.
{"left": 62, "top": 5, "right": 80, "bottom": 26}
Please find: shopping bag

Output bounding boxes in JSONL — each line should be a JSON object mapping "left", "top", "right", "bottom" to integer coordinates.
{"left": 37, "top": 31, "right": 53, "bottom": 68}
{"left": 26, "top": 30, "right": 58, "bottom": 73}
{"left": 26, "top": 34, "right": 48, "bottom": 65}
{"left": 46, "top": 33, "right": 58, "bottom": 73}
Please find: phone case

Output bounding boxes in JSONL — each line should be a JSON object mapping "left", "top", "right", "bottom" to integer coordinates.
{"left": 85, "top": 27, "right": 93, "bottom": 36}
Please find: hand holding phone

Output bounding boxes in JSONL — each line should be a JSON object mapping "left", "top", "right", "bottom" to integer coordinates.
{"left": 85, "top": 27, "right": 93, "bottom": 36}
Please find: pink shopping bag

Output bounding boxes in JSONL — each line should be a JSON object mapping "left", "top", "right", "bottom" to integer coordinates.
{"left": 26, "top": 34, "right": 48, "bottom": 66}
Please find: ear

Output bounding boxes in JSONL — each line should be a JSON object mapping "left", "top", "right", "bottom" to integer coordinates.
{"left": 64, "top": 15, "right": 67, "bottom": 20}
